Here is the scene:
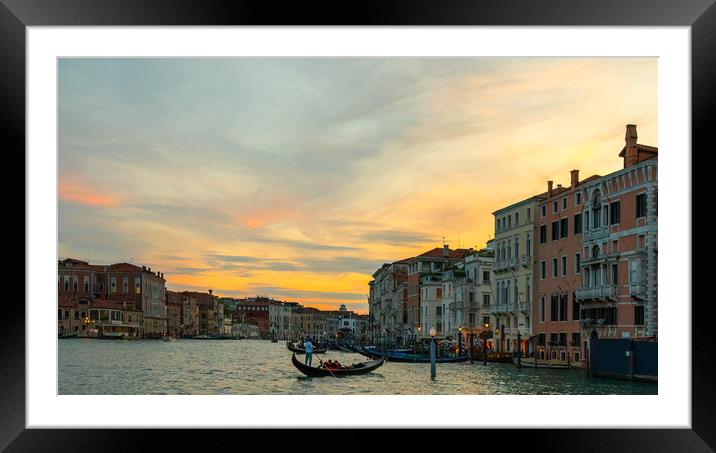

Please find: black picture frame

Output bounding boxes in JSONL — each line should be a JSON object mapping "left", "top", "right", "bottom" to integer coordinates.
{"left": 2, "top": 0, "right": 712, "bottom": 450}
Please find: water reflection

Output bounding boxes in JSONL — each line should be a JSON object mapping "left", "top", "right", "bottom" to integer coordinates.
{"left": 59, "top": 339, "right": 656, "bottom": 395}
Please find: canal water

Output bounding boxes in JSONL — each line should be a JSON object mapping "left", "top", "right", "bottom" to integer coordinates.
{"left": 58, "top": 339, "right": 657, "bottom": 395}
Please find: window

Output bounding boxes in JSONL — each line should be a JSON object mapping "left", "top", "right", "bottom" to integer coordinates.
{"left": 483, "top": 316, "right": 490, "bottom": 327}
{"left": 612, "top": 263, "right": 619, "bottom": 284}
{"left": 526, "top": 234, "right": 531, "bottom": 255}
{"left": 635, "top": 306, "right": 645, "bottom": 325}
{"left": 636, "top": 193, "right": 647, "bottom": 218}
{"left": 538, "top": 333, "right": 546, "bottom": 346}
{"left": 515, "top": 212, "right": 519, "bottom": 225}
{"left": 551, "top": 221, "right": 559, "bottom": 241}
{"left": 583, "top": 211, "right": 589, "bottom": 233}
{"left": 58, "top": 309, "right": 62, "bottom": 320}
{"left": 64, "top": 310, "right": 69, "bottom": 318}
{"left": 540, "top": 261, "right": 546, "bottom": 280}
{"left": 540, "top": 205, "right": 546, "bottom": 217}
{"left": 571, "top": 332, "right": 581, "bottom": 347}
{"left": 436, "top": 323, "right": 442, "bottom": 333}
{"left": 550, "top": 295, "right": 558, "bottom": 321}
{"left": 574, "top": 213, "right": 582, "bottom": 235}
{"left": 561, "top": 256, "right": 567, "bottom": 276}
{"left": 562, "top": 197, "right": 567, "bottom": 210}
{"left": 63, "top": 276, "right": 69, "bottom": 291}
{"left": 507, "top": 216, "right": 512, "bottom": 228}
{"left": 74, "top": 311, "right": 79, "bottom": 319}
{"left": 552, "top": 258, "right": 558, "bottom": 278}
{"left": 629, "top": 259, "right": 642, "bottom": 283}
{"left": 483, "top": 294, "right": 490, "bottom": 306}
{"left": 560, "top": 218, "right": 568, "bottom": 238}
{"left": 575, "top": 253, "right": 581, "bottom": 274}
{"left": 110, "top": 277, "right": 116, "bottom": 293}
{"left": 539, "top": 225, "right": 547, "bottom": 244}
{"left": 123, "top": 277, "right": 129, "bottom": 293}
{"left": 553, "top": 201, "right": 558, "bottom": 213}
{"left": 436, "top": 288, "right": 442, "bottom": 298}
{"left": 572, "top": 292, "right": 579, "bottom": 320}
{"left": 527, "top": 208, "right": 531, "bottom": 220}
{"left": 83, "top": 276, "right": 89, "bottom": 292}
{"left": 482, "top": 271, "right": 490, "bottom": 283}
{"left": 436, "top": 306, "right": 442, "bottom": 316}
{"left": 575, "top": 192, "right": 582, "bottom": 205}
{"left": 72, "top": 277, "right": 78, "bottom": 292}
{"left": 610, "top": 201, "right": 621, "bottom": 224}
{"left": 468, "top": 313, "right": 475, "bottom": 325}
{"left": 559, "top": 294, "right": 568, "bottom": 321}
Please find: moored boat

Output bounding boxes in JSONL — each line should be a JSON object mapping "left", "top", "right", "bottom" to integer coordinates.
{"left": 355, "top": 346, "right": 470, "bottom": 363}
{"left": 286, "top": 341, "right": 327, "bottom": 354}
{"left": 291, "top": 353, "right": 385, "bottom": 377}
{"left": 514, "top": 357, "right": 570, "bottom": 369}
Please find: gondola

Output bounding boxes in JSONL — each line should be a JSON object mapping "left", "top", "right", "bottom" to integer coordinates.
{"left": 337, "top": 345, "right": 355, "bottom": 353}
{"left": 286, "top": 341, "right": 327, "bottom": 354}
{"left": 291, "top": 353, "right": 385, "bottom": 377}
{"left": 355, "top": 346, "right": 470, "bottom": 363}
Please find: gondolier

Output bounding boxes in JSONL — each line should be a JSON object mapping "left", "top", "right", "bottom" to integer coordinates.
{"left": 304, "top": 338, "right": 314, "bottom": 366}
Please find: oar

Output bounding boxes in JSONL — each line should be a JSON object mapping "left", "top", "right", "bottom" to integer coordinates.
{"left": 312, "top": 351, "right": 338, "bottom": 377}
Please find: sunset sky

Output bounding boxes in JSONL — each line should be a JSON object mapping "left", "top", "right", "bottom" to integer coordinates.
{"left": 58, "top": 58, "right": 657, "bottom": 313}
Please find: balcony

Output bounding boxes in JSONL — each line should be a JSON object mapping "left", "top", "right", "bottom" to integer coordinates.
{"left": 520, "top": 254, "right": 531, "bottom": 267}
{"left": 494, "top": 257, "right": 518, "bottom": 272}
{"left": 629, "top": 284, "right": 646, "bottom": 299}
{"left": 583, "top": 225, "right": 610, "bottom": 242}
{"left": 575, "top": 285, "right": 618, "bottom": 301}
{"left": 490, "top": 303, "right": 510, "bottom": 314}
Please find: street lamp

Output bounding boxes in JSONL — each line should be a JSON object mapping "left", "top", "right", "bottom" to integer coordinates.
{"left": 457, "top": 326, "right": 463, "bottom": 356}
{"left": 429, "top": 327, "right": 437, "bottom": 380}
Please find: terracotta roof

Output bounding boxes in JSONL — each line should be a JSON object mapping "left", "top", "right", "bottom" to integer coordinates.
{"left": 394, "top": 257, "right": 413, "bottom": 264}
{"left": 417, "top": 247, "right": 470, "bottom": 260}
{"left": 109, "top": 262, "right": 149, "bottom": 273}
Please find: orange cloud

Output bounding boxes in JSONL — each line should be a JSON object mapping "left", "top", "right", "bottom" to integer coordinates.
{"left": 59, "top": 180, "right": 119, "bottom": 207}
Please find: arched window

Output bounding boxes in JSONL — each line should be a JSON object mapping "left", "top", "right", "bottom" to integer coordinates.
{"left": 592, "top": 191, "right": 602, "bottom": 228}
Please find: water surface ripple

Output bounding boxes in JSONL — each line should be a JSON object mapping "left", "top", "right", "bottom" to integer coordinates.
{"left": 59, "top": 339, "right": 657, "bottom": 395}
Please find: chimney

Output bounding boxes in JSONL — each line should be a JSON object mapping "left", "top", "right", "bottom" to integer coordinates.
{"left": 208, "top": 289, "right": 213, "bottom": 295}
{"left": 624, "top": 124, "right": 639, "bottom": 168}
{"left": 443, "top": 244, "right": 450, "bottom": 258}
{"left": 570, "top": 170, "right": 580, "bottom": 188}
{"left": 547, "top": 180, "right": 553, "bottom": 196}
{"left": 148, "top": 267, "right": 151, "bottom": 273}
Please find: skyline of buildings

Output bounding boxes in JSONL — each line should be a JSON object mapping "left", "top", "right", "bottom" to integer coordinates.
{"left": 368, "top": 124, "right": 658, "bottom": 367}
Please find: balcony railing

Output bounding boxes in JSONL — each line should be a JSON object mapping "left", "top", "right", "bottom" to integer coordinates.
{"left": 520, "top": 255, "right": 531, "bottom": 267}
{"left": 575, "top": 285, "right": 618, "bottom": 301}
{"left": 494, "top": 257, "right": 518, "bottom": 272}
{"left": 490, "top": 303, "right": 510, "bottom": 314}
{"left": 629, "top": 284, "right": 646, "bottom": 298}
{"left": 583, "top": 225, "right": 610, "bottom": 241}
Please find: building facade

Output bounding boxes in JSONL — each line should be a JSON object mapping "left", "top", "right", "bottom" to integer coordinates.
{"left": 534, "top": 171, "right": 599, "bottom": 364}
{"left": 576, "top": 125, "right": 658, "bottom": 344}
{"left": 492, "top": 197, "right": 542, "bottom": 354}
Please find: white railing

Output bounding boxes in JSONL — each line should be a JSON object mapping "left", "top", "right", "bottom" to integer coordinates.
{"left": 575, "top": 285, "right": 618, "bottom": 300}
{"left": 520, "top": 255, "right": 531, "bottom": 267}
{"left": 584, "top": 225, "right": 610, "bottom": 241}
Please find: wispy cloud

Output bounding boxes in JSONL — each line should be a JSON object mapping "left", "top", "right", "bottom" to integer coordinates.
{"left": 58, "top": 57, "right": 657, "bottom": 310}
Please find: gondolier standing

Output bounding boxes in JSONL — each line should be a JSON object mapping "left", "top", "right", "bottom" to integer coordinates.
{"left": 304, "top": 338, "right": 314, "bottom": 366}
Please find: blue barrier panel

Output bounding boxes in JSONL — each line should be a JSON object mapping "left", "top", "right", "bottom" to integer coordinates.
{"left": 591, "top": 338, "right": 630, "bottom": 376}
{"left": 633, "top": 341, "right": 658, "bottom": 377}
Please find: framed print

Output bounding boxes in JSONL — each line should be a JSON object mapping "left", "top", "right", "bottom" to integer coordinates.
{"left": 3, "top": 0, "right": 714, "bottom": 450}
